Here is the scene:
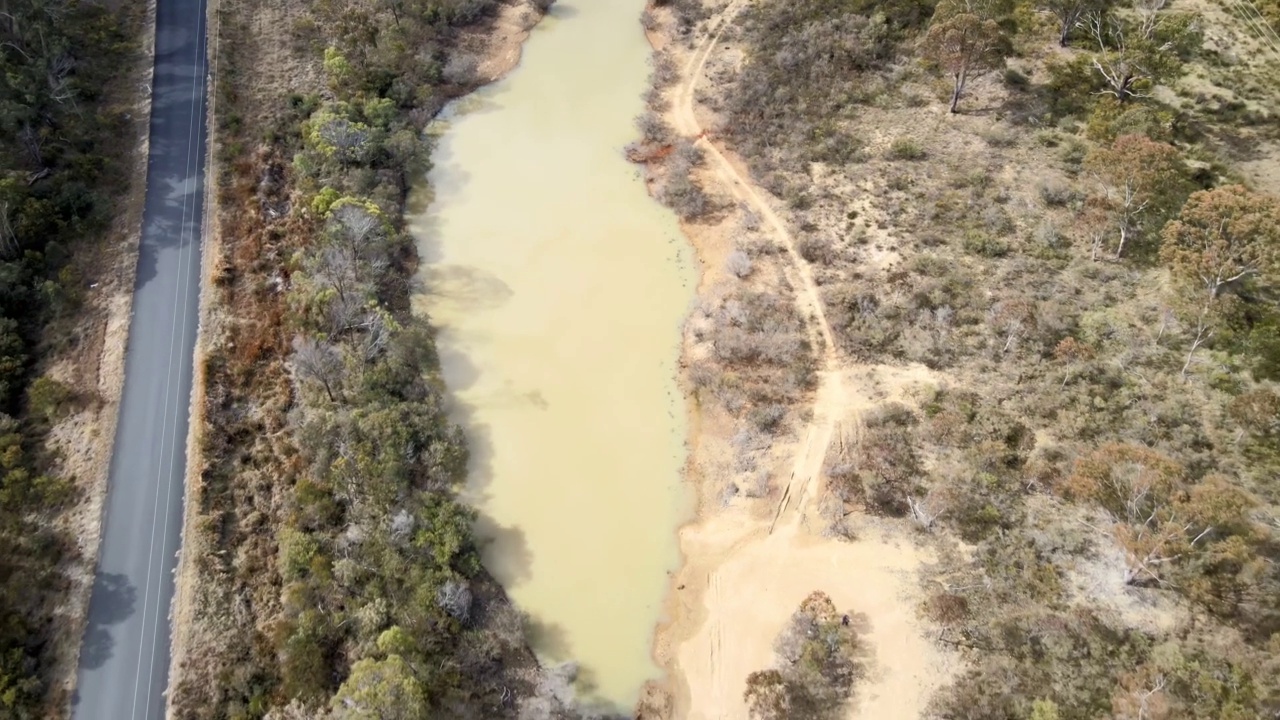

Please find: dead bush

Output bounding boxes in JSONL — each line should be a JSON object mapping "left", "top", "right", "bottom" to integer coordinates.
{"left": 726, "top": 1, "right": 896, "bottom": 171}
{"left": 712, "top": 294, "right": 805, "bottom": 367}
{"left": 750, "top": 404, "right": 788, "bottom": 434}
{"left": 822, "top": 285, "right": 904, "bottom": 357}
{"left": 644, "top": 84, "right": 668, "bottom": 112}
{"left": 857, "top": 422, "right": 921, "bottom": 516}
{"left": 659, "top": 172, "right": 709, "bottom": 220}
{"left": 924, "top": 592, "right": 970, "bottom": 625}
{"left": 798, "top": 236, "right": 838, "bottom": 265}
{"left": 651, "top": 51, "right": 678, "bottom": 88}
{"left": 442, "top": 53, "right": 481, "bottom": 85}
{"left": 635, "top": 110, "right": 673, "bottom": 145}
{"left": 1038, "top": 177, "right": 1077, "bottom": 206}
{"left": 640, "top": 8, "right": 658, "bottom": 31}
{"left": 739, "top": 468, "right": 772, "bottom": 498}
{"left": 726, "top": 249, "right": 754, "bottom": 278}
{"left": 672, "top": 137, "right": 704, "bottom": 167}
{"left": 659, "top": 138, "right": 710, "bottom": 219}
{"left": 703, "top": 291, "right": 815, "bottom": 411}
{"left": 824, "top": 438, "right": 863, "bottom": 505}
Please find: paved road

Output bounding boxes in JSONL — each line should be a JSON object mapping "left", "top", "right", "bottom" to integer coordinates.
{"left": 73, "top": 0, "right": 208, "bottom": 715}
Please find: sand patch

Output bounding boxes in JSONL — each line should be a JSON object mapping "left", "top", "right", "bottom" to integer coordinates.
{"left": 655, "top": 362, "right": 953, "bottom": 720}
{"left": 674, "top": 518, "right": 950, "bottom": 720}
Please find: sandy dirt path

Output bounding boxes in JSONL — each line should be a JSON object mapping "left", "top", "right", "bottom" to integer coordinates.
{"left": 651, "top": 3, "right": 957, "bottom": 717}
{"left": 672, "top": 0, "right": 845, "bottom": 527}
{"left": 673, "top": 4, "right": 834, "bottom": 360}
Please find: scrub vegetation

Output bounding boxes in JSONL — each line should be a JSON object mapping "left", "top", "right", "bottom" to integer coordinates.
{"left": 173, "top": 0, "right": 622, "bottom": 718}
{"left": 0, "top": 0, "right": 137, "bottom": 714}
{"left": 642, "top": 0, "right": 1280, "bottom": 714}
{"left": 744, "top": 592, "right": 867, "bottom": 720}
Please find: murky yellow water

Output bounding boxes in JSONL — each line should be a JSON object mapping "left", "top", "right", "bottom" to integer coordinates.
{"left": 408, "top": 0, "right": 693, "bottom": 708}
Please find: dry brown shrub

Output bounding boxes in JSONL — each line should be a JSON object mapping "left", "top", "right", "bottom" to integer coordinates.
{"left": 924, "top": 592, "right": 970, "bottom": 626}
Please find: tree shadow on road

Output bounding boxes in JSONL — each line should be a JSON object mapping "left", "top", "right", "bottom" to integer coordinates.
{"left": 77, "top": 571, "right": 138, "bottom": 671}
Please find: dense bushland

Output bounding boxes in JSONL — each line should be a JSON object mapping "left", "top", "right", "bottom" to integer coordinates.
{"left": 710, "top": 0, "right": 1280, "bottom": 715}
{"left": 726, "top": 0, "right": 911, "bottom": 172}
{"left": 685, "top": 280, "right": 817, "bottom": 500}
{"left": 0, "top": 0, "right": 130, "bottom": 713}
{"left": 173, "top": 0, "right": 630, "bottom": 717}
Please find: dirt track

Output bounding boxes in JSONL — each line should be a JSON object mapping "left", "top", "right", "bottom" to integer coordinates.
{"left": 649, "top": 4, "right": 957, "bottom": 717}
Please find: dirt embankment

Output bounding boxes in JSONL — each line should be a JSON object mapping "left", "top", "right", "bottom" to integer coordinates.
{"left": 636, "top": 3, "right": 958, "bottom": 718}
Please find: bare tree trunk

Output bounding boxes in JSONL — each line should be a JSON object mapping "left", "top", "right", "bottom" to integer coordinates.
{"left": 1003, "top": 328, "right": 1019, "bottom": 353}
{"left": 1137, "top": 0, "right": 1167, "bottom": 39}
{"left": 1181, "top": 303, "right": 1213, "bottom": 379}
{"left": 908, "top": 492, "right": 944, "bottom": 531}
{"left": 949, "top": 70, "right": 966, "bottom": 113}
{"left": 1136, "top": 674, "right": 1168, "bottom": 720}
{"left": 0, "top": 202, "right": 18, "bottom": 259}
{"left": 1155, "top": 309, "right": 1170, "bottom": 344}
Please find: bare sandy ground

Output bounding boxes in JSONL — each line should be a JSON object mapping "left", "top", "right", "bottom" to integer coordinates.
{"left": 643, "top": 3, "right": 959, "bottom": 717}
{"left": 663, "top": 364, "right": 955, "bottom": 720}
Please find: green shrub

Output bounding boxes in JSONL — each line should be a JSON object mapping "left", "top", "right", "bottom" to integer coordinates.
{"left": 746, "top": 591, "right": 866, "bottom": 720}
{"left": 962, "top": 230, "right": 1009, "bottom": 257}
{"left": 26, "top": 377, "right": 72, "bottom": 422}
{"left": 0, "top": 0, "right": 131, "bottom": 710}
{"left": 1035, "top": 129, "right": 1062, "bottom": 147}
{"left": 1003, "top": 67, "right": 1030, "bottom": 89}
{"left": 1044, "top": 54, "right": 1104, "bottom": 119}
{"left": 981, "top": 127, "right": 1018, "bottom": 148}
{"left": 1084, "top": 97, "right": 1175, "bottom": 143}
{"left": 1058, "top": 138, "right": 1087, "bottom": 171}
{"left": 1037, "top": 177, "right": 1076, "bottom": 206}
{"left": 945, "top": 471, "right": 1023, "bottom": 541}
{"left": 888, "top": 136, "right": 926, "bottom": 160}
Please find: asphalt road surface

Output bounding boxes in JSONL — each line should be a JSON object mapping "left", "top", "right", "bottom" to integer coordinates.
{"left": 73, "top": 0, "right": 208, "bottom": 715}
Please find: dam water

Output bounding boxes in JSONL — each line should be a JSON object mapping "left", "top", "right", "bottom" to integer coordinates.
{"left": 409, "top": 0, "right": 694, "bottom": 707}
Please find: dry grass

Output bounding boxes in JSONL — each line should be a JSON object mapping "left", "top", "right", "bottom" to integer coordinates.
{"left": 165, "top": 0, "right": 323, "bottom": 706}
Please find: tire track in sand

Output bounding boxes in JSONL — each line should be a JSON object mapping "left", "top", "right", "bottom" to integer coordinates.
{"left": 674, "top": 0, "right": 845, "bottom": 528}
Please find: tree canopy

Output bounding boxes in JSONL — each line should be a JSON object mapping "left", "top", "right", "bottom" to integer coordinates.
{"left": 1083, "top": 134, "right": 1190, "bottom": 259}
{"left": 921, "top": 12, "right": 1007, "bottom": 112}
{"left": 1160, "top": 185, "right": 1280, "bottom": 301}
